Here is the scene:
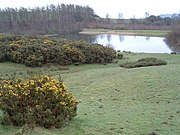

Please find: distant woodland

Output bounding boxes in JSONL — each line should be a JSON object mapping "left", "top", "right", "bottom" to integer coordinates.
{"left": 86, "top": 14, "right": 180, "bottom": 30}
{"left": 0, "top": 4, "right": 98, "bottom": 35}
{"left": 0, "top": 3, "right": 180, "bottom": 35}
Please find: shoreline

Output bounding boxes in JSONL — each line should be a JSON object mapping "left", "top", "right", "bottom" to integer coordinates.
{"left": 79, "top": 29, "right": 170, "bottom": 37}
{"left": 79, "top": 31, "right": 136, "bottom": 35}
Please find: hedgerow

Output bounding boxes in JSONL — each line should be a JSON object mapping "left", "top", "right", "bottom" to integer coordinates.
{"left": 0, "top": 75, "right": 78, "bottom": 128}
{"left": 0, "top": 34, "right": 116, "bottom": 66}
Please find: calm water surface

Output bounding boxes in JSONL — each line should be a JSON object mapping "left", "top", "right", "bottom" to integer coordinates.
{"left": 95, "top": 34, "right": 171, "bottom": 53}
{"left": 59, "top": 34, "right": 173, "bottom": 53}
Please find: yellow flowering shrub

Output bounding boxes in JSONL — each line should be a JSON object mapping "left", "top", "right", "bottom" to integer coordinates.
{"left": 0, "top": 35, "right": 116, "bottom": 66}
{"left": 63, "top": 44, "right": 86, "bottom": 64}
{"left": 0, "top": 75, "right": 78, "bottom": 128}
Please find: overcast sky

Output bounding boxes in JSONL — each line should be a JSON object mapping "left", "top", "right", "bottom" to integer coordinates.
{"left": 0, "top": 0, "right": 180, "bottom": 19}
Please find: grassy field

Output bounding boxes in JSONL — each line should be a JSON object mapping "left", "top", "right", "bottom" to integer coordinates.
{"left": 0, "top": 53, "right": 180, "bottom": 135}
{"left": 80, "top": 28, "right": 171, "bottom": 37}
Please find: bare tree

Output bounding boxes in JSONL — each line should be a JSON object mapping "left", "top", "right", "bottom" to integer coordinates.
{"left": 106, "top": 13, "right": 110, "bottom": 20}
{"left": 118, "top": 12, "right": 124, "bottom": 20}
{"left": 145, "top": 12, "right": 149, "bottom": 18}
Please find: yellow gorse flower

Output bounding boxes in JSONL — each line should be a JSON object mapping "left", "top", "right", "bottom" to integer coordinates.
{"left": 29, "top": 80, "right": 35, "bottom": 85}
{"left": 0, "top": 75, "right": 78, "bottom": 110}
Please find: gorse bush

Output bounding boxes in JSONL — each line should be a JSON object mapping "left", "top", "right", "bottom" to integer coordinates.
{"left": 120, "top": 57, "right": 167, "bottom": 68}
{"left": 0, "top": 75, "right": 78, "bottom": 128}
{"left": 0, "top": 34, "right": 116, "bottom": 66}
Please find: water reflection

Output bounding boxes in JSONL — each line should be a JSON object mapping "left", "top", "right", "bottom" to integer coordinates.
{"left": 58, "top": 34, "right": 172, "bottom": 53}
{"left": 119, "top": 35, "right": 124, "bottom": 42}
{"left": 106, "top": 35, "right": 112, "bottom": 43}
{"left": 100, "top": 34, "right": 105, "bottom": 40}
{"left": 146, "top": 36, "right": 150, "bottom": 41}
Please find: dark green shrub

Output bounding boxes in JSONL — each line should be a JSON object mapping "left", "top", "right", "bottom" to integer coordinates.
{"left": 74, "top": 43, "right": 116, "bottom": 64}
{"left": 0, "top": 34, "right": 21, "bottom": 43}
{"left": 0, "top": 75, "right": 78, "bottom": 128}
{"left": 63, "top": 44, "right": 86, "bottom": 64}
{"left": 0, "top": 47, "right": 7, "bottom": 62}
{"left": 165, "top": 26, "right": 180, "bottom": 53}
{"left": 117, "top": 53, "right": 123, "bottom": 59}
{"left": 0, "top": 53, "right": 6, "bottom": 62}
{"left": 25, "top": 55, "right": 43, "bottom": 67}
{"left": 120, "top": 57, "right": 167, "bottom": 68}
{"left": 0, "top": 45, "right": 8, "bottom": 62}
{"left": 101, "top": 46, "right": 117, "bottom": 63}
{"left": 12, "top": 51, "right": 24, "bottom": 63}
{"left": 112, "top": 24, "right": 128, "bottom": 30}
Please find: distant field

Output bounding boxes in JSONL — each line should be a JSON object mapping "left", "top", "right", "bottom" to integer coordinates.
{"left": 0, "top": 53, "right": 180, "bottom": 135}
{"left": 80, "top": 28, "right": 171, "bottom": 37}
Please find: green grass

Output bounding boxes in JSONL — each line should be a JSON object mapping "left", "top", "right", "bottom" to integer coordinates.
{"left": 80, "top": 28, "right": 171, "bottom": 37}
{"left": 0, "top": 53, "right": 180, "bottom": 135}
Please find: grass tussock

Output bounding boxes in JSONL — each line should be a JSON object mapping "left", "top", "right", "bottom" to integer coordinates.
{"left": 119, "top": 57, "right": 167, "bottom": 68}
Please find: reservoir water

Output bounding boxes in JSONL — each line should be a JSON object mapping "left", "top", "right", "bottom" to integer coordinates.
{"left": 59, "top": 34, "right": 173, "bottom": 53}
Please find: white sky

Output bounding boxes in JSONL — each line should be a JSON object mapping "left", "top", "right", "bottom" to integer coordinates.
{"left": 0, "top": 0, "right": 180, "bottom": 19}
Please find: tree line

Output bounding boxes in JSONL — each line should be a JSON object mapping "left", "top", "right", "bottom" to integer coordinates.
{"left": 0, "top": 4, "right": 98, "bottom": 35}
{"left": 87, "top": 13, "right": 180, "bottom": 30}
{"left": 0, "top": 3, "right": 180, "bottom": 35}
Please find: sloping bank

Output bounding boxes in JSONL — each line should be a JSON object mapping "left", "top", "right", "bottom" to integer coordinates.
{"left": 79, "top": 28, "right": 170, "bottom": 37}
